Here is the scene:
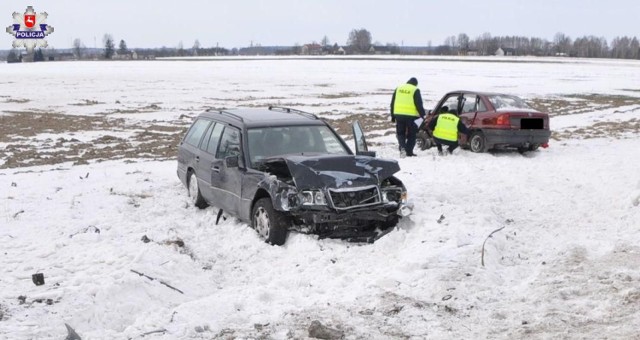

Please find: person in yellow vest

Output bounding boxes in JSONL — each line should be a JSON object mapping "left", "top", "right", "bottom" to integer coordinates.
{"left": 390, "top": 77, "right": 426, "bottom": 157}
{"left": 428, "top": 106, "right": 470, "bottom": 155}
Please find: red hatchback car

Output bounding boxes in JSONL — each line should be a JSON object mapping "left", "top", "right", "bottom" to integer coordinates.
{"left": 417, "top": 91, "right": 550, "bottom": 152}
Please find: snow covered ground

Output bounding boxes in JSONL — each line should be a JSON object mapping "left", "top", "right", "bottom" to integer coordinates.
{"left": 1, "top": 56, "right": 640, "bottom": 339}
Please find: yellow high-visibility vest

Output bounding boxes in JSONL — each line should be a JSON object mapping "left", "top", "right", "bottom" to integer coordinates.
{"left": 433, "top": 113, "right": 460, "bottom": 142}
{"left": 393, "top": 84, "right": 419, "bottom": 117}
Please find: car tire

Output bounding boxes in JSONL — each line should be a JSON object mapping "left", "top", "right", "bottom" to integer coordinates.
{"left": 252, "top": 197, "right": 288, "bottom": 246}
{"left": 416, "top": 131, "right": 432, "bottom": 150}
{"left": 188, "top": 171, "right": 208, "bottom": 209}
{"left": 469, "top": 131, "right": 487, "bottom": 153}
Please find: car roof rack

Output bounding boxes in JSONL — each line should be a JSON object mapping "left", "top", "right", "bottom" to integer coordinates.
{"left": 268, "top": 106, "right": 319, "bottom": 120}
{"left": 206, "top": 108, "right": 244, "bottom": 122}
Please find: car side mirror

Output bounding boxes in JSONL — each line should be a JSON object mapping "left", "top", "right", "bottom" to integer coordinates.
{"left": 225, "top": 155, "right": 239, "bottom": 168}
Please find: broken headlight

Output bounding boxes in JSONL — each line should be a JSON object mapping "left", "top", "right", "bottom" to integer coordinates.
{"left": 381, "top": 188, "right": 406, "bottom": 204}
{"left": 300, "top": 190, "right": 327, "bottom": 206}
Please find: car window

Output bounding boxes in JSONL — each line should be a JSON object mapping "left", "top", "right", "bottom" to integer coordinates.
{"left": 205, "top": 123, "right": 224, "bottom": 155}
{"left": 438, "top": 95, "right": 459, "bottom": 114}
{"left": 199, "top": 122, "right": 214, "bottom": 151}
{"left": 318, "top": 127, "right": 348, "bottom": 154}
{"left": 488, "top": 95, "right": 532, "bottom": 111}
{"left": 477, "top": 97, "right": 487, "bottom": 111}
{"left": 216, "top": 126, "right": 241, "bottom": 159}
{"left": 247, "top": 125, "right": 348, "bottom": 167}
{"left": 461, "top": 94, "right": 487, "bottom": 113}
{"left": 184, "top": 118, "right": 211, "bottom": 147}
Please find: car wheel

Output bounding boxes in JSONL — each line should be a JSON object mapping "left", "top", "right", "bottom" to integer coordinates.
{"left": 528, "top": 144, "right": 540, "bottom": 151}
{"left": 188, "top": 171, "right": 208, "bottom": 209}
{"left": 416, "top": 131, "right": 432, "bottom": 150}
{"left": 252, "top": 198, "right": 288, "bottom": 246}
{"left": 469, "top": 131, "right": 487, "bottom": 153}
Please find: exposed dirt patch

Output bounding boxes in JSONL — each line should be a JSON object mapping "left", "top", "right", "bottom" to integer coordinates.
{"left": 325, "top": 113, "right": 393, "bottom": 143}
{"left": 109, "top": 103, "right": 162, "bottom": 114}
{"left": 2, "top": 92, "right": 639, "bottom": 169}
{"left": 0, "top": 111, "right": 125, "bottom": 141}
{"left": 552, "top": 118, "right": 639, "bottom": 140}
{"left": 528, "top": 94, "right": 640, "bottom": 116}
{"left": 0, "top": 111, "right": 187, "bottom": 169}
{"left": 318, "top": 92, "right": 360, "bottom": 99}
{"left": 69, "top": 99, "right": 103, "bottom": 106}
{"left": 3, "top": 97, "right": 30, "bottom": 104}
{"left": 204, "top": 96, "right": 287, "bottom": 102}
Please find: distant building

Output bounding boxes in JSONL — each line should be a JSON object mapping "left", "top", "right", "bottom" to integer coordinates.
{"left": 369, "top": 46, "right": 396, "bottom": 55}
{"left": 460, "top": 49, "right": 479, "bottom": 56}
{"left": 132, "top": 50, "right": 155, "bottom": 60}
{"left": 112, "top": 51, "right": 135, "bottom": 60}
{"left": 301, "top": 43, "right": 323, "bottom": 55}
{"left": 52, "top": 52, "right": 76, "bottom": 61}
{"left": 495, "top": 47, "right": 516, "bottom": 56}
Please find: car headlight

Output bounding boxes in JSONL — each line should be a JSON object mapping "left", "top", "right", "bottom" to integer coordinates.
{"left": 382, "top": 189, "right": 405, "bottom": 203}
{"left": 300, "top": 190, "right": 327, "bottom": 206}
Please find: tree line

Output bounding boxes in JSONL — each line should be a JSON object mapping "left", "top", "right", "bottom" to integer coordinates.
{"left": 440, "top": 32, "right": 640, "bottom": 58}
{"left": 5, "top": 29, "right": 640, "bottom": 62}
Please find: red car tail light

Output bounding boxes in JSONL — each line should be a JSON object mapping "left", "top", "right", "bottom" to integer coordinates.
{"left": 496, "top": 113, "right": 510, "bottom": 126}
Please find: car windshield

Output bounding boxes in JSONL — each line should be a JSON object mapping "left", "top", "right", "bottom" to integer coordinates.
{"left": 487, "top": 95, "right": 532, "bottom": 111}
{"left": 247, "top": 125, "right": 349, "bottom": 167}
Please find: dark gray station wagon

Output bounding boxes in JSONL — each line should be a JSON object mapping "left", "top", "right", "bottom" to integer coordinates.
{"left": 177, "top": 107, "right": 411, "bottom": 245}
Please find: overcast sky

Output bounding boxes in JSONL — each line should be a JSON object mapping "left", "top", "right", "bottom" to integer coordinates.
{"left": 2, "top": 0, "right": 639, "bottom": 50}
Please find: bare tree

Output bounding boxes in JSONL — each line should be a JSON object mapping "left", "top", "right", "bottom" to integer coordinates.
{"left": 103, "top": 34, "right": 115, "bottom": 59}
{"left": 475, "top": 32, "right": 494, "bottom": 55}
{"left": 177, "top": 41, "right": 185, "bottom": 56}
{"left": 7, "top": 49, "right": 20, "bottom": 63}
{"left": 554, "top": 32, "right": 572, "bottom": 55}
{"left": 72, "top": 38, "right": 85, "bottom": 59}
{"left": 347, "top": 28, "right": 372, "bottom": 53}
{"left": 192, "top": 40, "right": 201, "bottom": 56}
{"left": 458, "top": 33, "right": 470, "bottom": 52}
{"left": 321, "top": 35, "right": 330, "bottom": 47}
{"left": 118, "top": 40, "right": 128, "bottom": 55}
{"left": 630, "top": 37, "right": 639, "bottom": 59}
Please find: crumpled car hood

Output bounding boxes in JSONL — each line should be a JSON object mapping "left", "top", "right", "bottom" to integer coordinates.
{"left": 266, "top": 154, "right": 400, "bottom": 189}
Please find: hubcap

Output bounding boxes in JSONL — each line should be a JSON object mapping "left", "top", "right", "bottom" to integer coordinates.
{"left": 254, "top": 207, "right": 270, "bottom": 238}
{"left": 471, "top": 136, "right": 482, "bottom": 151}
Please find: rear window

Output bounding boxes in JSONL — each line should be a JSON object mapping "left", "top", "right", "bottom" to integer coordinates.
{"left": 488, "top": 95, "right": 532, "bottom": 111}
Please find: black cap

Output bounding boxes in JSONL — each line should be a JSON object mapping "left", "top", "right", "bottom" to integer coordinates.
{"left": 407, "top": 77, "right": 418, "bottom": 86}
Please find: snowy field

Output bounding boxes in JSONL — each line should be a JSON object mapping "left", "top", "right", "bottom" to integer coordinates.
{"left": 1, "top": 56, "right": 640, "bottom": 339}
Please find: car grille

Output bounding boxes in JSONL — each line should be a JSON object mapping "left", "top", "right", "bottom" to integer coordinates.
{"left": 328, "top": 185, "right": 381, "bottom": 210}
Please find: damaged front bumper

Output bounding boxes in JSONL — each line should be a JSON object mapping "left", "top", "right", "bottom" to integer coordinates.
{"left": 288, "top": 202, "right": 412, "bottom": 242}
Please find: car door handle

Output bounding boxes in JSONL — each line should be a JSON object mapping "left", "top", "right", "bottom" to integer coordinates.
{"left": 212, "top": 166, "right": 220, "bottom": 173}
{"left": 195, "top": 156, "right": 200, "bottom": 162}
